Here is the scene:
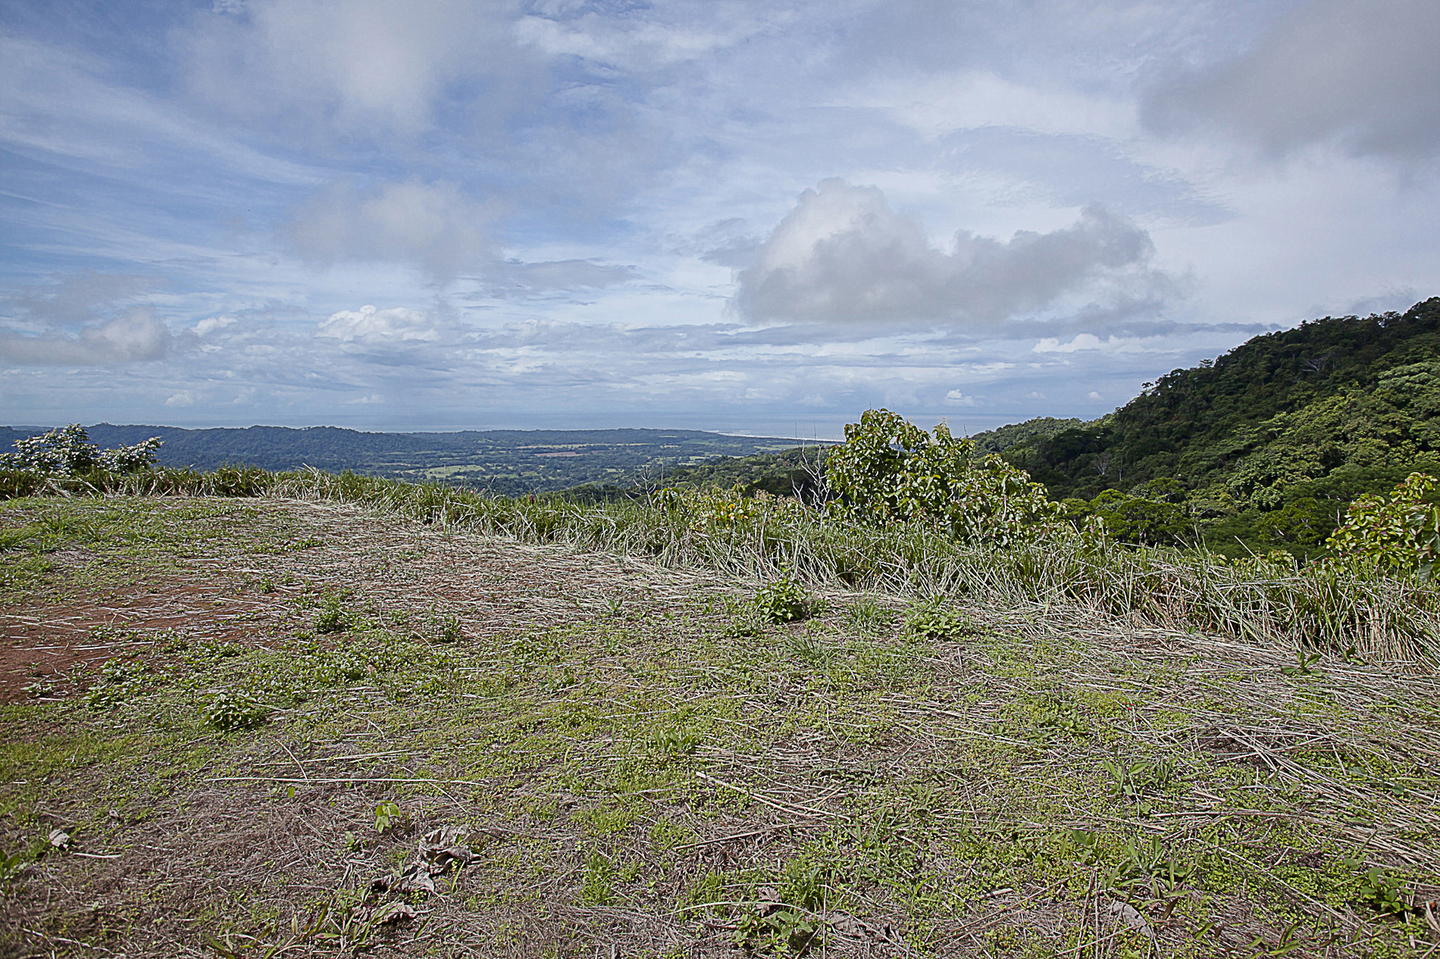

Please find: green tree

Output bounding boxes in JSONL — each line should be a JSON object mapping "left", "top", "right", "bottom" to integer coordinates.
{"left": 824, "top": 409, "right": 1069, "bottom": 548}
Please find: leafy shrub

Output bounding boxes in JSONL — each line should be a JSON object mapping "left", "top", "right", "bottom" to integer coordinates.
{"left": 755, "top": 576, "right": 819, "bottom": 623}
{"left": 824, "top": 408, "right": 1070, "bottom": 548}
{"left": 1326, "top": 472, "right": 1440, "bottom": 578}
{"left": 202, "top": 692, "right": 270, "bottom": 731}
{"left": 0, "top": 425, "right": 161, "bottom": 476}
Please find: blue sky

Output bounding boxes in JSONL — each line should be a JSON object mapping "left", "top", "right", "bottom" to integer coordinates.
{"left": 3, "top": 0, "right": 1438, "bottom": 438}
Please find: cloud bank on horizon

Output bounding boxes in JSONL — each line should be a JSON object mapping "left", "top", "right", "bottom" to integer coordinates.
{"left": 2, "top": 0, "right": 1437, "bottom": 437}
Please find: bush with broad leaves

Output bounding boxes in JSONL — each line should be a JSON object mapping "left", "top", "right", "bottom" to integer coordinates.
{"left": 823, "top": 408, "right": 1078, "bottom": 549}
{"left": 1326, "top": 472, "right": 1440, "bottom": 579}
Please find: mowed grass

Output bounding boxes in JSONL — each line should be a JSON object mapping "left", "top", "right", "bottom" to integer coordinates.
{"left": 0, "top": 495, "right": 1438, "bottom": 958}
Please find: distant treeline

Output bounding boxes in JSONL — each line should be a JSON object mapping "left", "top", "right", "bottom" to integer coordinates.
{"left": 0, "top": 424, "right": 801, "bottom": 497}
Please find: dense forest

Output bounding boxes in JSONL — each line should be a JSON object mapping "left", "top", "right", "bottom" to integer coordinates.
{"left": 994, "top": 297, "right": 1440, "bottom": 556}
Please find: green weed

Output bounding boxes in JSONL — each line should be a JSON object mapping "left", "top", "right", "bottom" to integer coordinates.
{"left": 755, "top": 575, "right": 820, "bottom": 624}
{"left": 202, "top": 692, "right": 270, "bottom": 732}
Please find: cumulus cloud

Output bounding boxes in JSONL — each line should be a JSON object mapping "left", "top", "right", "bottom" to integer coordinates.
{"left": 944, "top": 389, "right": 978, "bottom": 407}
{"left": 316, "top": 304, "right": 449, "bottom": 345}
{"left": 733, "top": 179, "right": 1160, "bottom": 325}
{"left": 179, "top": 0, "right": 541, "bottom": 139}
{"left": 194, "top": 315, "right": 238, "bottom": 336}
{"left": 0, "top": 309, "right": 173, "bottom": 364}
{"left": 286, "top": 179, "right": 495, "bottom": 282}
{"left": 0, "top": 274, "right": 177, "bottom": 365}
{"left": 1140, "top": 0, "right": 1440, "bottom": 160}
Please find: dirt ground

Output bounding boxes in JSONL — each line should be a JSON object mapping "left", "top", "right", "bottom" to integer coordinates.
{"left": 2, "top": 495, "right": 1439, "bottom": 958}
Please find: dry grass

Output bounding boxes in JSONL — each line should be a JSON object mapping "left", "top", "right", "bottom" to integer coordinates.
{"left": 1, "top": 495, "right": 1438, "bottom": 958}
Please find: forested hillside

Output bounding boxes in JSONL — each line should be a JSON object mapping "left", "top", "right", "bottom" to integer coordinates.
{"left": 995, "top": 297, "right": 1440, "bottom": 556}
{"left": 615, "top": 298, "right": 1440, "bottom": 558}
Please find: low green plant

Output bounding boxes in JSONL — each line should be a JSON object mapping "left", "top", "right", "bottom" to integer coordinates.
{"left": 904, "top": 601, "right": 977, "bottom": 638}
{"left": 1028, "top": 695, "right": 1088, "bottom": 740}
{"left": 373, "top": 800, "right": 402, "bottom": 834}
{"left": 1081, "top": 833, "right": 1195, "bottom": 892}
{"left": 581, "top": 850, "right": 617, "bottom": 906}
{"left": 314, "top": 594, "right": 348, "bottom": 634}
{"left": 1101, "top": 755, "right": 1178, "bottom": 799}
{"left": 0, "top": 848, "right": 25, "bottom": 881}
{"left": 1343, "top": 859, "right": 1415, "bottom": 916}
{"left": 428, "top": 610, "right": 463, "bottom": 643}
{"left": 843, "top": 596, "right": 892, "bottom": 632}
{"left": 755, "top": 576, "right": 818, "bottom": 624}
{"left": 733, "top": 857, "right": 828, "bottom": 955}
{"left": 1280, "top": 649, "right": 1323, "bottom": 676}
{"left": 734, "top": 906, "right": 818, "bottom": 956}
{"left": 202, "top": 692, "right": 270, "bottom": 731}
{"left": 84, "top": 658, "right": 143, "bottom": 710}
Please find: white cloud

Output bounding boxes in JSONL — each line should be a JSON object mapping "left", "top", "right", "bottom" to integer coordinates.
{"left": 944, "top": 389, "right": 977, "bottom": 406}
{"left": 1087, "top": 390, "right": 1102, "bottom": 400}
{"left": 514, "top": 3, "right": 787, "bottom": 72}
{"left": 1031, "top": 332, "right": 1181, "bottom": 354}
{"left": 1141, "top": 0, "right": 1440, "bottom": 160}
{"left": 733, "top": 179, "right": 1163, "bottom": 324}
{"left": 179, "top": 0, "right": 541, "bottom": 140}
{"left": 317, "top": 304, "right": 446, "bottom": 344}
{"left": 851, "top": 70, "right": 1134, "bottom": 141}
{"left": 194, "top": 315, "right": 238, "bottom": 336}
{"left": 1033, "top": 333, "right": 1103, "bottom": 353}
{"left": 0, "top": 309, "right": 174, "bottom": 365}
{"left": 286, "top": 179, "right": 495, "bottom": 282}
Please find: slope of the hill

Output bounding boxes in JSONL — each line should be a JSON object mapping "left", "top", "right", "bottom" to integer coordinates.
{"left": 3, "top": 494, "right": 1437, "bottom": 956}
{"left": 991, "top": 297, "right": 1440, "bottom": 555}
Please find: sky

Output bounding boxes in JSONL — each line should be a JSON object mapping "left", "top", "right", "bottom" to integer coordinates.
{"left": 2, "top": 0, "right": 1438, "bottom": 439}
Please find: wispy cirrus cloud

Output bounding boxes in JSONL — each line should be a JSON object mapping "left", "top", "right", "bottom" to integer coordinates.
{"left": 177, "top": 0, "right": 544, "bottom": 142}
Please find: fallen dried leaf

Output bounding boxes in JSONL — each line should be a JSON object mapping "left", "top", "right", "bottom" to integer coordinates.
{"left": 1107, "top": 899, "right": 1154, "bottom": 939}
